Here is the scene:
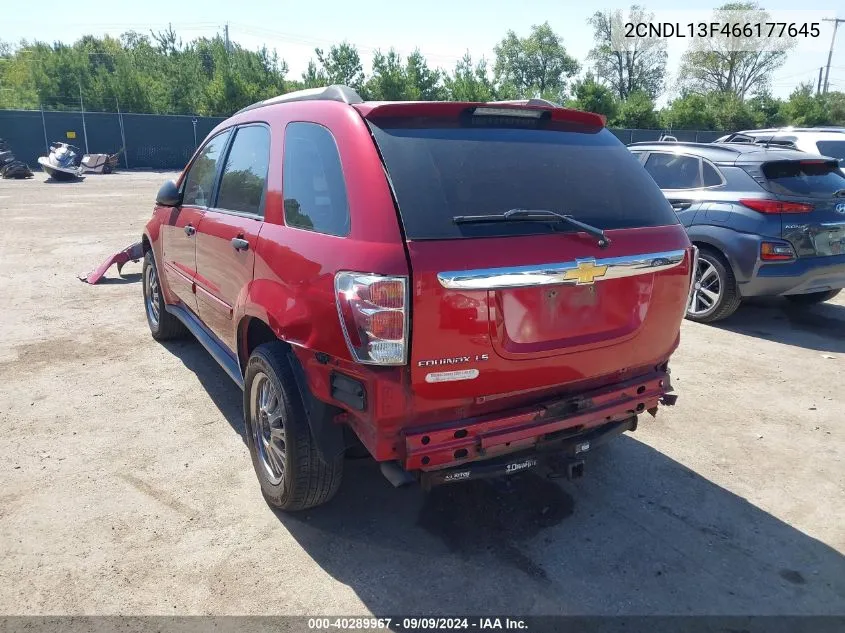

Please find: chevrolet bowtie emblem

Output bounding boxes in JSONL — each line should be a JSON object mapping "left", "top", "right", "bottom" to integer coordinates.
{"left": 563, "top": 259, "right": 609, "bottom": 285}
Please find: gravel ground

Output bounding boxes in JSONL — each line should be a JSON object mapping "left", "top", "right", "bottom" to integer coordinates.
{"left": 0, "top": 171, "right": 843, "bottom": 616}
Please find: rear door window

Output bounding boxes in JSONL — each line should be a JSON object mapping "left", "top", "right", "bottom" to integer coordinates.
{"left": 368, "top": 121, "right": 676, "bottom": 240}
{"left": 215, "top": 125, "right": 271, "bottom": 217}
{"left": 282, "top": 122, "right": 350, "bottom": 236}
{"left": 702, "top": 161, "right": 723, "bottom": 187}
{"left": 644, "top": 152, "right": 703, "bottom": 189}
{"left": 762, "top": 160, "right": 845, "bottom": 197}
{"left": 182, "top": 131, "right": 231, "bottom": 207}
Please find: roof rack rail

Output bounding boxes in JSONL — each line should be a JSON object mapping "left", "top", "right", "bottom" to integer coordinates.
{"left": 234, "top": 84, "right": 364, "bottom": 115}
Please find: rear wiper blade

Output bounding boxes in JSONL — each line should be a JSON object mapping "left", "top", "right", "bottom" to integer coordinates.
{"left": 453, "top": 208, "right": 611, "bottom": 248}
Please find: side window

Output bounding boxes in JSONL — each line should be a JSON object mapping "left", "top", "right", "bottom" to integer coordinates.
{"left": 702, "top": 161, "right": 723, "bottom": 187}
{"left": 282, "top": 122, "right": 350, "bottom": 236}
{"left": 644, "top": 153, "right": 703, "bottom": 189}
{"left": 182, "top": 131, "right": 231, "bottom": 207}
{"left": 216, "top": 126, "right": 271, "bottom": 217}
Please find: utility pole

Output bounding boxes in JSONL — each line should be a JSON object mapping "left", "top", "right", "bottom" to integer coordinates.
{"left": 822, "top": 18, "right": 844, "bottom": 94}
{"left": 817, "top": 67, "right": 824, "bottom": 95}
{"left": 224, "top": 23, "right": 231, "bottom": 55}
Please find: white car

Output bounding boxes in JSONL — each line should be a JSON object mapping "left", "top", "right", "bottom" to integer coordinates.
{"left": 715, "top": 128, "right": 845, "bottom": 168}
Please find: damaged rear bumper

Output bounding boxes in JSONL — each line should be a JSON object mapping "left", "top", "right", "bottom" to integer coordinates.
{"left": 401, "top": 370, "right": 674, "bottom": 478}
{"left": 419, "top": 416, "right": 637, "bottom": 489}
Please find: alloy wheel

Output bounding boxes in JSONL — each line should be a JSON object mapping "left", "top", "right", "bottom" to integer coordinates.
{"left": 688, "top": 257, "right": 722, "bottom": 317}
{"left": 250, "top": 372, "right": 287, "bottom": 486}
{"left": 144, "top": 264, "right": 161, "bottom": 327}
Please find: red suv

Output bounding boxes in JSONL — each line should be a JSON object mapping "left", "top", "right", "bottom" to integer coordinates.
{"left": 142, "top": 85, "right": 695, "bottom": 510}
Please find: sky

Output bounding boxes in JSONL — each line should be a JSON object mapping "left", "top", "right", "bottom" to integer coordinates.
{"left": 1, "top": 0, "right": 844, "bottom": 107}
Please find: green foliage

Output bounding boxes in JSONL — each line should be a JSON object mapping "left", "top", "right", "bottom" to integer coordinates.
{"left": 303, "top": 42, "right": 365, "bottom": 92}
{"left": 780, "top": 83, "right": 845, "bottom": 126}
{"left": 746, "top": 91, "right": 787, "bottom": 127}
{"left": 443, "top": 53, "right": 496, "bottom": 102}
{"left": 0, "top": 23, "right": 839, "bottom": 131}
{"left": 493, "top": 22, "right": 579, "bottom": 103}
{"left": 613, "top": 91, "right": 659, "bottom": 128}
{"left": 0, "top": 31, "right": 289, "bottom": 116}
{"left": 568, "top": 73, "right": 619, "bottom": 121}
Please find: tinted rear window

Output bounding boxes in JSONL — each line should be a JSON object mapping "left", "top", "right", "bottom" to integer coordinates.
{"left": 762, "top": 160, "right": 845, "bottom": 197}
{"left": 368, "top": 120, "right": 676, "bottom": 240}
{"left": 816, "top": 141, "right": 845, "bottom": 163}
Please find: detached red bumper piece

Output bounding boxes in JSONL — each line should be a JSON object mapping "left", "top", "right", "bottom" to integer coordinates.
{"left": 78, "top": 242, "right": 143, "bottom": 284}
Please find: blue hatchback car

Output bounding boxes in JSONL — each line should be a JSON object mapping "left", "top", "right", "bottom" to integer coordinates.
{"left": 629, "top": 141, "right": 845, "bottom": 322}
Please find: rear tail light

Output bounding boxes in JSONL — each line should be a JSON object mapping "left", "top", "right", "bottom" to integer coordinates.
{"left": 334, "top": 272, "right": 408, "bottom": 365}
{"left": 740, "top": 199, "right": 814, "bottom": 214}
{"left": 761, "top": 241, "right": 797, "bottom": 261}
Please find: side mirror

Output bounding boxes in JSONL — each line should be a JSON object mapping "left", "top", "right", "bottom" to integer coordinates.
{"left": 156, "top": 180, "right": 182, "bottom": 207}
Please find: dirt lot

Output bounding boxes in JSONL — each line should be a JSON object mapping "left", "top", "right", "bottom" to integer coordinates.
{"left": 0, "top": 171, "right": 844, "bottom": 616}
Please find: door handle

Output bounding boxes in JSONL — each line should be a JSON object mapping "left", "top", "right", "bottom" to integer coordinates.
{"left": 231, "top": 237, "right": 250, "bottom": 251}
{"left": 184, "top": 224, "right": 196, "bottom": 236}
{"left": 670, "top": 202, "right": 692, "bottom": 211}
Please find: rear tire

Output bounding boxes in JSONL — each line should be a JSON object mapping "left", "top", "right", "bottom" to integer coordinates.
{"left": 785, "top": 289, "right": 841, "bottom": 305}
{"left": 244, "top": 342, "right": 343, "bottom": 511}
{"left": 142, "top": 252, "right": 186, "bottom": 340}
{"left": 686, "top": 249, "right": 742, "bottom": 323}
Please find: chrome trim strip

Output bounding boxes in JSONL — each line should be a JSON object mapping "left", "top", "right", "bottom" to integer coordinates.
{"left": 437, "top": 249, "right": 687, "bottom": 290}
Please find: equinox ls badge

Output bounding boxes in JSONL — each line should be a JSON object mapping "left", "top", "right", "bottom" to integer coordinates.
{"left": 562, "top": 259, "right": 609, "bottom": 285}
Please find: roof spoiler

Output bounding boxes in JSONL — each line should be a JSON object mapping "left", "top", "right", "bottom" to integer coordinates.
{"left": 356, "top": 100, "right": 605, "bottom": 128}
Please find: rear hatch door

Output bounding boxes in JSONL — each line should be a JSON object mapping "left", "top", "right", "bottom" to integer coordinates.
{"left": 363, "top": 105, "right": 692, "bottom": 406}
{"left": 761, "top": 159, "right": 845, "bottom": 256}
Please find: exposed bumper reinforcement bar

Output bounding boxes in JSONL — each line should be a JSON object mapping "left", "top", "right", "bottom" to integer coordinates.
{"left": 418, "top": 417, "right": 637, "bottom": 490}
{"left": 403, "top": 370, "right": 671, "bottom": 471}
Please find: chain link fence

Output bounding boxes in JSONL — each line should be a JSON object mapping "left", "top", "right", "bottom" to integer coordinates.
{"left": 0, "top": 108, "right": 727, "bottom": 171}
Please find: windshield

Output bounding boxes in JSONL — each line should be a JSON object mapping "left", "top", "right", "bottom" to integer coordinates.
{"left": 816, "top": 140, "right": 845, "bottom": 165}
{"left": 762, "top": 160, "right": 845, "bottom": 197}
{"left": 368, "top": 119, "right": 677, "bottom": 240}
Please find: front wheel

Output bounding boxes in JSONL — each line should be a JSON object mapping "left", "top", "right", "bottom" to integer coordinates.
{"left": 244, "top": 342, "right": 343, "bottom": 511}
{"left": 686, "top": 250, "right": 742, "bottom": 323}
{"left": 785, "top": 289, "right": 841, "bottom": 305}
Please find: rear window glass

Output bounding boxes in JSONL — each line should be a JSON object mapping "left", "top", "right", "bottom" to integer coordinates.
{"left": 368, "top": 120, "right": 676, "bottom": 240}
{"left": 816, "top": 141, "right": 845, "bottom": 164}
{"left": 762, "top": 160, "right": 845, "bottom": 197}
{"left": 283, "top": 122, "right": 350, "bottom": 236}
{"left": 644, "top": 153, "right": 703, "bottom": 189}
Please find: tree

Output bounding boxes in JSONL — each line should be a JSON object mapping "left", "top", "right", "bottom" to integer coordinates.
{"left": 746, "top": 91, "right": 786, "bottom": 127}
{"left": 444, "top": 53, "right": 496, "bottom": 102}
{"left": 613, "top": 90, "right": 659, "bottom": 128}
{"left": 587, "top": 5, "right": 667, "bottom": 100}
{"left": 404, "top": 50, "right": 446, "bottom": 100}
{"left": 305, "top": 42, "right": 364, "bottom": 92}
{"left": 365, "top": 49, "right": 407, "bottom": 100}
{"left": 707, "top": 92, "right": 756, "bottom": 130}
{"left": 493, "top": 22, "right": 579, "bottom": 102}
{"left": 661, "top": 93, "right": 716, "bottom": 130}
{"left": 678, "top": 2, "right": 793, "bottom": 99}
{"left": 780, "top": 83, "right": 845, "bottom": 126}
{"left": 569, "top": 73, "right": 619, "bottom": 121}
